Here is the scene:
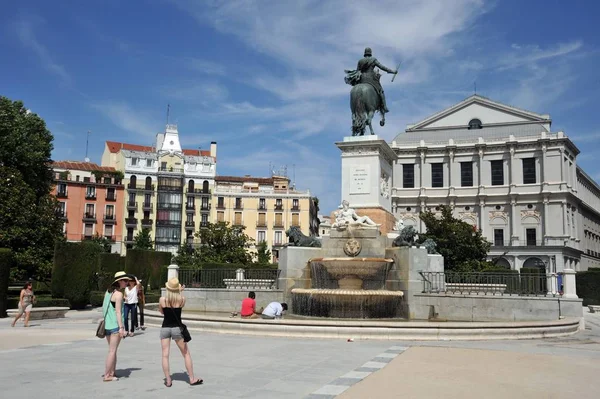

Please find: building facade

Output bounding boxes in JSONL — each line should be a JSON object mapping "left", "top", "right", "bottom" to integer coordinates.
{"left": 101, "top": 124, "right": 216, "bottom": 253}
{"left": 211, "top": 175, "right": 315, "bottom": 261}
{"left": 52, "top": 161, "right": 125, "bottom": 252}
{"left": 390, "top": 95, "right": 600, "bottom": 272}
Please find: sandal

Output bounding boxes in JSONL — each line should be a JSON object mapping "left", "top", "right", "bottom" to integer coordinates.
{"left": 190, "top": 379, "right": 203, "bottom": 386}
{"left": 164, "top": 380, "right": 172, "bottom": 387}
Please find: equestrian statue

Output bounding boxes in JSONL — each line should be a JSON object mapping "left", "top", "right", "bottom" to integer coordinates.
{"left": 345, "top": 47, "right": 398, "bottom": 136}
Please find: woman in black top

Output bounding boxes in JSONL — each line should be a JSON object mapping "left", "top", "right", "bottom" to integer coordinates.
{"left": 158, "top": 278, "right": 202, "bottom": 387}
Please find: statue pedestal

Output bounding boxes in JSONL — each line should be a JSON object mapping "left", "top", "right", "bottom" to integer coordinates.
{"left": 335, "top": 135, "right": 396, "bottom": 233}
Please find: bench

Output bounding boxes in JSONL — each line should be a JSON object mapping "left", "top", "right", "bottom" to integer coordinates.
{"left": 588, "top": 305, "right": 600, "bottom": 313}
{"left": 223, "top": 279, "right": 277, "bottom": 290}
{"left": 6, "top": 307, "right": 70, "bottom": 320}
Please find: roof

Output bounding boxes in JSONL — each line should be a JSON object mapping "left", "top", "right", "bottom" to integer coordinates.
{"left": 393, "top": 123, "right": 550, "bottom": 144}
{"left": 215, "top": 175, "right": 281, "bottom": 185}
{"left": 106, "top": 141, "right": 210, "bottom": 157}
{"left": 52, "top": 161, "right": 117, "bottom": 172}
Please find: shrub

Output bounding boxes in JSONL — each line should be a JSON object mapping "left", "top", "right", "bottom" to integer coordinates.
{"left": 144, "top": 291, "right": 161, "bottom": 304}
{"left": 576, "top": 271, "right": 600, "bottom": 306}
{"left": 6, "top": 295, "right": 70, "bottom": 309}
{"left": 587, "top": 267, "right": 600, "bottom": 273}
{"left": 520, "top": 267, "right": 545, "bottom": 294}
{"left": 89, "top": 291, "right": 105, "bottom": 307}
{"left": 482, "top": 268, "right": 520, "bottom": 293}
{"left": 125, "top": 249, "right": 171, "bottom": 291}
{"left": 52, "top": 242, "right": 104, "bottom": 309}
{"left": 0, "top": 248, "right": 13, "bottom": 318}
{"left": 96, "top": 253, "right": 126, "bottom": 290}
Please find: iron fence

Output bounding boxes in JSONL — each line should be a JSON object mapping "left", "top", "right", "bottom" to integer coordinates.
{"left": 178, "top": 268, "right": 281, "bottom": 289}
{"left": 419, "top": 271, "right": 562, "bottom": 297}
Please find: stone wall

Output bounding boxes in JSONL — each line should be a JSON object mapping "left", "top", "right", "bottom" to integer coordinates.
{"left": 411, "top": 294, "right": 583, "bottom": 322}
{"left": 161, "top": 288, "right": 285, "bottom": 313}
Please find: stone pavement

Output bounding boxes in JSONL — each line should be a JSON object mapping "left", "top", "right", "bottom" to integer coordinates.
{"left": 1, "top": 308, "right": 599, "bottom": 398}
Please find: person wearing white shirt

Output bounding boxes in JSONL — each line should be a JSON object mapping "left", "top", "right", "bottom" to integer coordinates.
{"left": 261, "top": 302, "right": 288, "bottom": 319}
{"left": 124, "top": 277, "right": 141, "bottom": 337}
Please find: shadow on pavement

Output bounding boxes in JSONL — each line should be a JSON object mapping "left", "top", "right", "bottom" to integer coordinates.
{"left": 115, "top": 368, "right": 142, "bottom": 379}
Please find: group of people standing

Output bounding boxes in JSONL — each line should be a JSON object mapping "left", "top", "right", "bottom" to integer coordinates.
{"left": 102, "top": 271, "right": 202, "bottom": 387}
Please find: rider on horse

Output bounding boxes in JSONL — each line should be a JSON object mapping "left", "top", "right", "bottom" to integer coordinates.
{"left": 345, "top": 47, "right": 397, "bottom": 115}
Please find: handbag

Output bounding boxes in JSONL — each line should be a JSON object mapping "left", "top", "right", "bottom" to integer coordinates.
{"left": 96, "top": 295, "right": 111, "bottom": 339}
{"left": 170, "top": 307, "right": 191, "bottom": 343}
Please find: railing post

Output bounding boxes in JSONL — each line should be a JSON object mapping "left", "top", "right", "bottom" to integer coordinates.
{"left": 561, "top": 269, "right": 578, "bottom": 299}
{"left": 167, "top": 264, "right": 179, "bottom": 281}
{"left": 236, "top": 268, "right": 245, "bottom": 281}
{"left": 547, "top": 273, "right": 558, "bottom": 296}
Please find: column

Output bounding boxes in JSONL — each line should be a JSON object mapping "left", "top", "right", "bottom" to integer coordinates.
{"left": 478, "top": 147, "right": 484, "bottom": 187}
{"left": 419, "top": 150, "right": 425, "bottom": 188}
{"left": 543, "top": 196, "right": 549, "bottom": 244}
{"left": 561, "top": 201, "right": 567, "bottom": 236}
{"left": 167, "top": 264, "right": 179, "bottom": 281}
{"left": 479, "top": 200, "right": 485, "bottom": 236}
{"left": 562, "top": 269, "right": 578, "bottom": 299}
{"left": 509, "top": 146, "right": 517, "bottom": 186}
{"left": 541, "top": 144, "right": 547, "bottom": 184}
{"left": 419, "top": 200, "right": 427, "bottom": 234}
{"left": 510, "top": 197, "right": 518, "bottom": 244}
{"left": 448, "top": 151, "right": 453, "bottom": 187}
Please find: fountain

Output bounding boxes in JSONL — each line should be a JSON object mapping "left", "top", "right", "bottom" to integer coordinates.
{"left": 291, "top": 201, "right": 404, "bottom": 319}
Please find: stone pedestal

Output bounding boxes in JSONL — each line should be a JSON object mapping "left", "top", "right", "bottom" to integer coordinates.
{"left": 277, "top": 246, "right": 322, "bottom": 303}
{"left": 167, "top": 264, "right": 179, "bottom": 281}
{"left": 336, "top": 135, "right": 396, "bottom": 216}
{"left": 562, "top": 268, "right": 578, "bottom": 299}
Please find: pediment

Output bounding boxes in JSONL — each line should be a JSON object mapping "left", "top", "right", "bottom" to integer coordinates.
{"left": 406, "top": 95, "right": 551, "bottom": 132}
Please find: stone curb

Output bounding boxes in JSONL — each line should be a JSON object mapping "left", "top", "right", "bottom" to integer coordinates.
{"left": 305, "top": 345, "right": 409, "bottom": 398}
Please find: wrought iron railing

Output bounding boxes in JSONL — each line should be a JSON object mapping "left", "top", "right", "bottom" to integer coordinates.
{"left": 178, "top": 268, "right": 281, "bottom": 289}
{"left": 419, "top": 271, "right": 561, "bottom": 297}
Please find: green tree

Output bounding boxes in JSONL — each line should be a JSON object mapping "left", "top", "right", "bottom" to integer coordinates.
{"left": 0, "top": 97, "right": 63, "bottom": 283}
{"left": 133, "top": 228, "right": 153, "bottom": 250}
{"left": 256, "top": 240, "right": 271, "bottom": 265}
{"left": 172, "top": 244, "right": 200, "bottom": 268}
{"left": 89, "top": 233, "right": 112, "bottom": 253}
{"left": 419, "top": 205, "right": 491, "bottom": 272}
{"left": 194, "top": 221, "right": 254, "bottom": 264}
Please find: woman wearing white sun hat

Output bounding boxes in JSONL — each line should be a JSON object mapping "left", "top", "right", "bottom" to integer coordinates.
{"left": 158, "top": 277, "right": 203, "bottom": 387}
{"left": 102, "top": 271, "right": 130, "bottom": 382}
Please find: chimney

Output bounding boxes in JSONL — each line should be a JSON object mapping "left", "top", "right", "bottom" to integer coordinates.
{"left": 210, "top": 141, "right": 217, "bottom": 159}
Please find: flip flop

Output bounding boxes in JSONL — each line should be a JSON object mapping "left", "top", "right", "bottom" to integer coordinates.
{"left": 190, "top": 379, "right": 203, "bottom": 386}
{"left": 164, "top": 381, "right": 172, "bottom": 387}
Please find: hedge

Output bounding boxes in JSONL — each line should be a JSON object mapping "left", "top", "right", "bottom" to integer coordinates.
{"left": 587, "top": 267, "right": 600, "bottom": 273}
{"left": 576, "top": 271, "right": 600, "bottom": 306}
{"left": 89, "top": 291, "right": 106, "bottom": 307}
{"left": 145, "top": 291, "right": 161, "bottom": 304}
{"left": 190, "top": 262, "right": 279, "bottom": 270}
{"left": 482, "top": 268, "right": 520, "bottom": 293}
{"left": 52, "top": 242, "right": 104, "bottom": 309}
{"left": 520, "top": 267, "right": 546, "bottom": 294}
{"left": 96, "top": 253, "right": 126, "bottom": 290}
{"left": 6, "top": 295, "right": 70, "bottom": 309}
{"left": 125, "top": 249, "right": 171, "bottom": 291}
{"left": 0, "top": 249, "right": 13, "bottom": 318}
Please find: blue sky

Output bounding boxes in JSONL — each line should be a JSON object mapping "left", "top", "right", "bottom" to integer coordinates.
{"left": 2, "top": 0, "right": 599, "bottom": 214}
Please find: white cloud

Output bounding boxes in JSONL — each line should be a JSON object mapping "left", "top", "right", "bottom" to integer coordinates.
{"left": 14, "top": 16, "right": 72, "bottom": 85}
{"left": 91, "top": 101, "right": 160, "bottom": 136}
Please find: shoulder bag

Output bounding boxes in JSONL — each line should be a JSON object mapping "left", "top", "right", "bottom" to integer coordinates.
{"left": 96, "top": 293, "right": 111, "bottom": 339}
{"left": 170, "top": 307, "right": 191, "bottom": 343}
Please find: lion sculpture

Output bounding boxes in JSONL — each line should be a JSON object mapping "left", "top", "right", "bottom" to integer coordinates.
{"left": 420, "top": 238, "right": 438, "bottom": 254}
{"left": 286, "top": 226, "right": 322, "bottom": 247}
{"left": 392, "top": 225, "right": 417, "bottom": 247}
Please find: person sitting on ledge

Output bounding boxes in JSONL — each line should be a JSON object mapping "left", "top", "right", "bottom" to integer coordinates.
{"left": 261, "top": 301, "right": 288, "bottom": 320}
{"left": 240, "top": 291, "right": 263, "bottom": 319}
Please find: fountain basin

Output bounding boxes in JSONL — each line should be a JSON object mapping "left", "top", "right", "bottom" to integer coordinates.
{"left": 310, "top": 257, "right": 394, "bottom": 290}
{"left": 291, "top": 288, "right": 403, "bottom": 319}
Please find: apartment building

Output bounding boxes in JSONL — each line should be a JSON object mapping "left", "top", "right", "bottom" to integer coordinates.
{"left": 211, "top": 175, "right": 316, "bottom": 261}
{"left": 390, "top": 95, "right": 600, "bottom": 272}
{"left": 101, "top": 124, "right": 216, "bottom": 254}
{"left": 52, "top": 161, "right": 124, "bottom": 252}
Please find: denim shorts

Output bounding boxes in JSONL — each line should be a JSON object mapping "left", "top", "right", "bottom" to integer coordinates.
{"left": 105, "top": 327, "right": 120, "bottom": 336}
{"left": 160, "top": 327, "right": 183, "bottom": 341}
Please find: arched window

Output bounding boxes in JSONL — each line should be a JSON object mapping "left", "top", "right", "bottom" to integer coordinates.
{"left": 523, "top": 257, "right": 545, "bottom": 271}
{"left": 188, "top": 180, "right": 195, "bottom": 192}
{"left": 145, "top": 176, "right": 152, "bottom": 190}
{"left": 468, "top": 118, "right": 482, "bottom": 130}
{"left": 130, "top": 175, "right": 137, "bottom": 188}
{"left": 203, "top": 180, "right": 209, "bottom": 194}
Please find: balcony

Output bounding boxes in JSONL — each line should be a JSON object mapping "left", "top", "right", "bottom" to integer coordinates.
{"left": 156, "top": 220, "right": 181, "bottom": 226}
{"left": 103, "top": 214, "right": 117, "bottom": 224}
{"left": 155, "top": 236, "right": 182, "bottom": 244}
{"left": 216, "top": 203, "right": 225, "bottom": 210}
{"left": 56, "top": 190, "right": 68, "bottom": 198}
{"left": 157, "top": 203, "right": 182, "bottom": 211}
{"left": 256, "top": 220, "right": 268, "bottom": 227}
{"left": 274, "top": 204, "right": 283, "bottom": 211}
{"left": 128, "top": 183, "right": 155, "bottom": 191}
{"left": 234, "top": 204, "right": 244, "bottom": 210}
{"left": 491, "top": 240, "right": 546, "bottom": 247}
{"left": 57, "top": 211, "right": 67, "bottom": 220}
{"left": 82, "top": 212, "right": 96, "bottom": 222}
{"left": 82, "top": 234, "right": 94, "bottom": 241}
{"left": 106, "top": 193, "right": 117, "bottom": 201}
{"left": 142, "top": 202, "right": 153, "bottom": 211}
{"left": 291, "top": 205, "right": 300, "bottom": 211}
{"left": 85, "top": 193, "right": 97, "bottom": 200}
{"left": 125, "top": 235, "right": 135, "bottom": 244}
{"left": 258, "top": 205, "right": 267, "bottom": 211}
{"left": 273, "top": 221, "right": 284, "bottom": 229}
{"left": 125, "top": 217, "right": 138, "bottom": 226}
{"left": 200, "top": 204, "right": 211, "bottom": 211}
{"left": 200, "top": 221, "right": 208, "bottom": 228}
{"left": 158, "top": 166, "right": 184, "bottom": 174}
{"left": 186, "top": 188, "right": 212, "bottom": 195}
{"left": 186, "top": 203, "right": 195, "bottom": 212}
{"left": 185, "top": 221, "right": 195, "bottom": 228}
{"left": 157, "top": 185, "right": 183, "bottom": 192}
{"left": 127, "top": 201, "right": 137, "bottom": 210}
{"left": 141, "top": 218, "right": 153, "bottom": 227}
{"left": 104, "top": 235, "right": 116, "bottom": 242}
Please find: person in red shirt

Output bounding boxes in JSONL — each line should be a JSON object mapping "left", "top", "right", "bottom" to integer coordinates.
{"left": 240, "top": 292, "right": 263, "bottom": 319}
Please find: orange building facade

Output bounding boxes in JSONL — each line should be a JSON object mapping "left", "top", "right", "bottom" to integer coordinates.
{"left": 52, "top": 161, "right": 125, "bottom": 252}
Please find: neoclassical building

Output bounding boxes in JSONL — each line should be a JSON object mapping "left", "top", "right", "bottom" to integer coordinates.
{"left": 390, "top": 95, "right": 600, "bottom": 272}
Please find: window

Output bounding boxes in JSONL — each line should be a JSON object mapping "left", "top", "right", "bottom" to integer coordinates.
{"left": 292, "top": 214, "right": 300, "bottom": 227}
{"left": 235, "top": 198, "right": 243, "bottom": 209}
{"left": 188, "top": 180, "right": 195, "bottom": 192}
{"left": 57, "top": 183, "right": 67, "bottom": 195}
{"left": 161, "top": 161, "right": 167, "bottom": 170}
{"left": 132, "top": 157, "right": 138, "bottom": 166}
{"left": 275, "top": 213, "right": 283, "bottom": 227}
{"left": 145, "top": 176, "right": 152, "bottom": 189}
{"left": 259, "top": 198, "right": 266, "bottom": 210}
{"left": 468, "top": 118, "right": 482, "bottom": 130}
{"left": 202, "top": 180, "right": 209, "bottom": 193}
{"left": 144, "top": 193, "right": 151, "bottom": 206}
{"left": 104, "top": 225, "right": 113, "bottom": 239}
{"left": 526, "top": 228, "right": 537, "bottom": 246}
{"left": 186, "top": 214, "right": 193, "bottom": 223}
{"left": 292, "top": 199, "right": 299, "bottom": 210}
{"left": 402, "top": 164, "right": 414, "bottom": 188}
{"left": 201, "top": 197, "right": 209, "bottom": 209}
{"left": 257, "top": 231, "right": 266, "bottom": 243}
{"left": 217, "top": 211, "right": 224, "bottom": 222}
{"left": 86, "top": 186, "right": 96, "bottom": 198}
{"left": 258, "top": 213, "right": 266, "bottom": 226}
{"left": 217, "top": 197, "right": 225, "bottom": 208}
{"left": 491, "top": 160, "right": 504, "bottom": 186}
{"left": 85, "top": 204, "right": 95, "bottom": 217}
{"left": 460, "top": 162, "right": 473, "bottom": 187}
{"left": 105, "top": 205, "right": 114, "bottom": 218}
{"left": 431, "top": 163, "right": 443, "bottom": 188}
{"left": 57, "top": 202, "right": 66, "bottom": 216}
{"left": 275, "top": 199, "right": 283, "bottom": 210}
{"left": 234, "top": 212, "right": 242, "bottom": 225}
{"left": 84, "top": 224, "right": 94, "bottom": 237}
{"left": 201, "top": 214, "right": 208, "bottom": 224}
{"left": 146, "top": 159, "right": 153, "bottom": 167}
{"left": 494, "top": 229, "right": 504, "bottom": 246}
{"left": 523, "top": 158, "right": 536, "bottom": 184}
{"left": 274, "top": 231, "right": 282, "bottom": 245}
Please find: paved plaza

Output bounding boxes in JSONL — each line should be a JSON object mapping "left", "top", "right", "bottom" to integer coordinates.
{"left": 0, "top": 308, "right": 599, "bottom": 398}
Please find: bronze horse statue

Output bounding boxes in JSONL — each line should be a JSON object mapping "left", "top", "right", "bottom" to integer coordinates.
{"left": 350, "top": 82, "right": 384, "bottom": 136}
